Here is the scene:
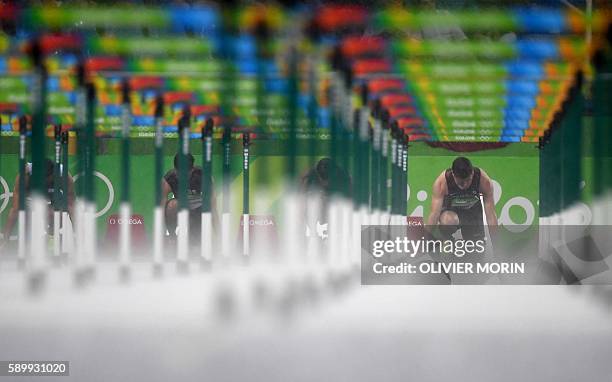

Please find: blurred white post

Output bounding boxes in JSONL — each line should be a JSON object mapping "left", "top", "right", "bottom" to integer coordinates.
{"left": 243, "top": 214, "right": 250, "bottom": 257}
{"left": 17, "top": 210, "right": 26, "bottom": 264}
{"left": 84, "top": 201, "right": 96, "bottom": 273}
{"left": 328, "top": 198, "right": 341, "bottom": 265}
{"left": 153, "top": 206, "right": 164, "bottom": 269}
{"left": 341, "top": 200, "right": 352, "bottom": 264}
{"left": 282, "top": 191, "right": 300, "bottom": 263}
{"left": 221, "top": 212, "right": 230, "bottom": 258}
{"left": 29, "top": 196, "right": 47, "bottom": 281}
{"left": 73, "top": 200, "right": 85, "bottom": 276}
{"left": 119, "top": 202, "right": 131, "bottom": 271}
{"left": 201, "top": 211, "right": 212, "bottom": 261}
{"left": 177, "top": 210, "right": 189, "bottom": 265}
{"left": 60, "top": 211, "right": 74, "bottom": 256}
{"left": 53, "top": 211, "right": 60, "bottom": 257}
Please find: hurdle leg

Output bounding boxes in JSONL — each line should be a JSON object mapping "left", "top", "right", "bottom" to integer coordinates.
{"left": 222, "top": 212, "right": 230, "bottom": 258}
{"left": 305, "top": 194, "right": 320, "bottom": 262}
{"left": 153, "top": 206, "right": 164, "bottom": 273}
{"left": 177, "top": 209, "right": 189, "bottom": 271}
{"left": 201, "top": 211, "right": 212, "bottom": 262}
{"left": 61, "top": 211, "right": 73, "bottom": 256}
{"left": 73, "top": 199, "right": 85, "bottom": 283}
{"left": 338, "top": 200, "right": 348, "bottom": 263}
{"left": 358, "top": 205, "right": 369, "bottom": 265}
{"left": 119, "top": 201, "right": 131, "bottom": 279}
{"left": 28, "top": 196, "right": 47, "bottom": 291}
{"left": 17, "top": 210, "right": 26, "bottom": 268}
{"left": 53, "top": 210, "right": 61, "bottom": 258}
{"left": 327, "top": 199, "right": 341, "bottom": 265}
{"left": 243, "top": 213, "right": 250, "bottom": 257}
{"left": 480, "top": 194, "right": 495, "bottom": 258}
{"left": 282, "top": 191, "right": 301, "bottom": 262}
{"left": 84, "top": 202, "right": 97, "bottom": 279}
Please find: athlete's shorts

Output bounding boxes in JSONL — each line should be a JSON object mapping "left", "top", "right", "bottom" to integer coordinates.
{"left": 440, "top": 206, "right": 485, "bottom": 241}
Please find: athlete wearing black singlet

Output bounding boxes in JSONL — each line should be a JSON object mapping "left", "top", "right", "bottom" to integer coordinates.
{"left": 441, "top": 167, "right": 484, "bottom": 240}
{"left": 2, "top": 159, "right": 75, "bottom": 239}
{"left": 427, "top": 157, "right": 497, "bottom": 241}
{"left": 163, "top": 167, "right": 205, "bottom": 211}
{"left": 161, "top": 153, "right": 217, "bottom": 240}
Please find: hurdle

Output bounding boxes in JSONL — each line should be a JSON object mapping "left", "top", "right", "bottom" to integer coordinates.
{"left": 253, "top": 21, "right": 271, "bottom": 216}
{"left": 72, "top": 63, "right": 86, "bottom": 281}
{"left": 82, "top": 82, "right": 97, "bottom": 280}
{"left": 153, "top": 95, "right": 165, "bottom": 275}
{"left": 339, "top": 63, "right": 354, "bottom": 266}
{"left": 119, "top": 79, "right": 132, "bottom": 280}
{"left": 242, "top": 132, "right": 250, "bottom": 258}
{"left": 370, "top": 88, "right": 382, "bottom": 227}
{"left": 201, "top": 117, "right": 214, "bottom": 263}
{"left": 17, "top": 115, "right": 27, "bottom": 268}
{"left": 27, "top": 39, "right": 48, "bottom": 291}
{"left": 356, "top": 85, "right": 371, "bottom": 263}
{"left": 326, "top": 70, "right": 342, "bottom": 264}
{"left": 52, "top": 124, "right": 62, "bottom": 260}
{"left": 400, "top": 128, "right": 408, "bottom": 223}
{"left": 304, "top": 24, "right": 323, "bottom": 261}
{"left": 221, "top": 122, "right": 232, "bottom": 259}
{"left": 60, "top": 130, "right": 73, "bottom": 257}
{"left": 176, "top": 105, "right": 191, "bottom": 272}
{"left": 389, "top": 121, "right": 400, "bottom": 226}
{"left": 281, "top": 47, "right": 302, "bottom": 263}
{"left": 326, "top": 49, "right": 351, "bottom": 265}
{"left": 379, "top": 108, "right": 390, "bottom": 226}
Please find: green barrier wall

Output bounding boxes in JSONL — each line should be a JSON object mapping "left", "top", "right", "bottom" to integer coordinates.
{"left": 0, "top": 140, "right": 543, "bottom": 240}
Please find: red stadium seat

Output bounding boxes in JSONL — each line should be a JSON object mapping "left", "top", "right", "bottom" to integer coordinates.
{"left": 368, "top": 79, "right": 405, "bottom": 94}
{"left": 315, "top": 5, "right": 367, "bottom": 32}
{"left": 379, "top": 93, "right": 413, "bottom": 108}
{"left": 387, "top": 106, "right": 417, "bottom": 119}
{"left": 341, "top": 36, "right": 386, "bottom": 58}
{"left": 352, "top": 59, "right": 392, "bottom": 76}
{"left": 129, "top": 76, "right": 164, "bottom": 91}
{"left": 86, "top": 56, "right": 125, "bottom": 72}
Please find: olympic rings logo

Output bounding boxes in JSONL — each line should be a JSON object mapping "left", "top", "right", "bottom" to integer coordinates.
{"left": 70, "top": 171, "right": 115, "bottom": 218}
{"left": 1, "top": 171, "right": 115, "bottom": 218}
{"left": 0, "top": 176, "right": 12, "bottom": 215}
{"left": 1, "top": 170, "right": 115, "bottom": 219}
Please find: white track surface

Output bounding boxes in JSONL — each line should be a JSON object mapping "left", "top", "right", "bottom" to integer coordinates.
{"left": 0, "top": 261, "right": 611, "bottom": 382}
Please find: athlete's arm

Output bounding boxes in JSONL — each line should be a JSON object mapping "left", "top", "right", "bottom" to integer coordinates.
{"left": 426, "top": 172, "right": 446, "bottom": 226}
{"left": 160, "top": 178, "right": 172, "bottom": 207}
{"left": 2, "top": 174, "right": 21, "bottom": 239}
{"left": 480, "top": 170, "right": 498, "bottom": 226}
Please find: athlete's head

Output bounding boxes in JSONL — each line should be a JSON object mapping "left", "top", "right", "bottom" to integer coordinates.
{"left": 302, "top": 158, "right": 351, "bottom": 195}
{"left": 451, "top": 157, "right": 474, "bottom": 189}
{"left": 173, "top": 153, "right": 195, "bottom": 170}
